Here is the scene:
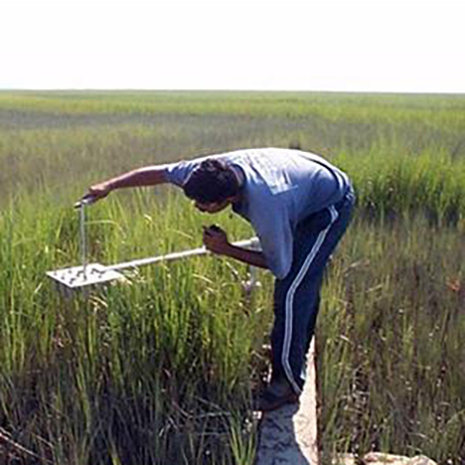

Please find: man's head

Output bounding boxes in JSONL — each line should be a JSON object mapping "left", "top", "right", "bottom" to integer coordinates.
{"left": 183, "top": 159, "right": 242, "bottom": 213}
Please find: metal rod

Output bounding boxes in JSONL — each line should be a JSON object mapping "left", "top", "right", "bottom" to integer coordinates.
{"left": 80, "top": 203, "right": 87, "bottom": 279}
{"left": 248, "top": 237, "right": 261, "bottom": 289}
{"left": 108, "top": 238, "right": 259, "bottom": 272}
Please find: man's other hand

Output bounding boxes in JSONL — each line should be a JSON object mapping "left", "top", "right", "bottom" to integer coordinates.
{"left": 202, "top": 225, "right": 230, "bottom": 255}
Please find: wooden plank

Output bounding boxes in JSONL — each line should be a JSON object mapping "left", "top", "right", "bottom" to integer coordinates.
{"left": 255, "top": 339, "right": 319, "bottom": 465}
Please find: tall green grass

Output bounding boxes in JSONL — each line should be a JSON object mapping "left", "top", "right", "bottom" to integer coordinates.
{"left": 1, "top": 91, "right": 464, "bottom": 464}
{"left": 0, "top": 192, "right": 267, "bottom": 464}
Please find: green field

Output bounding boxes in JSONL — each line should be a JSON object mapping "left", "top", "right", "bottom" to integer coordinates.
{"left": 1, "top": 91, "right": 464, "bottom": 464}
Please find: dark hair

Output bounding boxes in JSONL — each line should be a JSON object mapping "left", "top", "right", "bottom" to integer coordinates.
{"left": 183, "top": 159, "right": 240, "bottom": 204}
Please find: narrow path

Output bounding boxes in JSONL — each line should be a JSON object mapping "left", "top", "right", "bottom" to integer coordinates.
{"left": 255, "top": 339, "right": 319, "bottom": 465}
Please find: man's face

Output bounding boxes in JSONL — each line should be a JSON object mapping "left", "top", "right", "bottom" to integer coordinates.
{"left": 194, "top": 198, "right": 231, "bottom": 214}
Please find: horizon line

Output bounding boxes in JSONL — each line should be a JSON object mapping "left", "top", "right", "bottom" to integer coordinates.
{"left": 1, "top": 88, "right": 464, "bottom": 96}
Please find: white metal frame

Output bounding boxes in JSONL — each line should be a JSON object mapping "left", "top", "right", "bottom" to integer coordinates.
{"left": 47, "top": 203, "right": 260, "bottom": 290}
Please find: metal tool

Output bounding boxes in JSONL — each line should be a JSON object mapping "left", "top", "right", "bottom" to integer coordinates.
{"left": 46, "top": 199, "right": 260, "bottom": 293}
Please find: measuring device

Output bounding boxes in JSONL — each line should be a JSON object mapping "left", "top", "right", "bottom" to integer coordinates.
{"left": 46, "top": 198, "right": 259, "bottom": 293}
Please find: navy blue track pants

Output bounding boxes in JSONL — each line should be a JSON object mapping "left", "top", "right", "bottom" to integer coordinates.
{"left": 271, "top": 188, "right": 355, "bottom": 394}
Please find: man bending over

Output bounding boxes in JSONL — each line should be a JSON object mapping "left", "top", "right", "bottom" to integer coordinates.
{"left": 82, "top": 147, "right": 355, "bottom": 411}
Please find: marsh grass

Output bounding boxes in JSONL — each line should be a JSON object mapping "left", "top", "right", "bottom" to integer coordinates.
{"left": 1, "top": 91, "right": 464, "bottom": 464}
{"left": 318, "top": 215, "right": 464, "bottom": 462}
{"left": 0, "top": 192, "right": 268, "bottom": 464}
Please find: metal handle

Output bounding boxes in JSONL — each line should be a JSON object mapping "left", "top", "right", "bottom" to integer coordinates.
{"left": 108, "top": 237, "right": 260, "bottom": 272}
{"left": 79, "top": 203, "right": 87, "bottom": 279}
{"left": 74, "top": 195, "right": 97, "bottom": 209}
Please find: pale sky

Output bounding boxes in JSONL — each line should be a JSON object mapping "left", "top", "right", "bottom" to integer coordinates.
{"left": 2, "top": 0, "right": 464, "bottom": 93}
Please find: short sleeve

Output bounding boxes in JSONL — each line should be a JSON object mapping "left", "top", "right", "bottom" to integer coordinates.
{"left": 164, "top": 160, "right": 200, "bottom": 187}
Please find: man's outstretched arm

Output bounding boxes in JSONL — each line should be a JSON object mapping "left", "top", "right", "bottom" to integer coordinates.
{"left": 82, "top": 166, "right": 169, "bottom": 203}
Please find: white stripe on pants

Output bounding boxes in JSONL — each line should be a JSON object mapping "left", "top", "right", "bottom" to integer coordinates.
{"left": 282, "top": 205, "right": 339, "bottom": 394}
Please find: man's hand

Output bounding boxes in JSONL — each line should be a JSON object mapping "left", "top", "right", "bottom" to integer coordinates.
{"left": 203, "top": 225, "right": 269, "bottom": 269}
{"left": 87, "top": 181, "right": 113, "bottom": 201}
{"left": 76, "top": 181, "right": 113, "bottom": 207}
{"left": 203, "top": 225, "right": 231, "bottom": 255}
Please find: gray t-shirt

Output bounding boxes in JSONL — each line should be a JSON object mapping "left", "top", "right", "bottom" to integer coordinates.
{"left": 164, "top": 147, "right": 351, "bottom": 279}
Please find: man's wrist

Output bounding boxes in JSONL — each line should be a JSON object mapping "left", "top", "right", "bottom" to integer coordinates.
{"left": 212, "top": 242, "right": 234, "bottom": 257}
{"left": 224, "top": 242, "right": 239, "bottom": 257}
